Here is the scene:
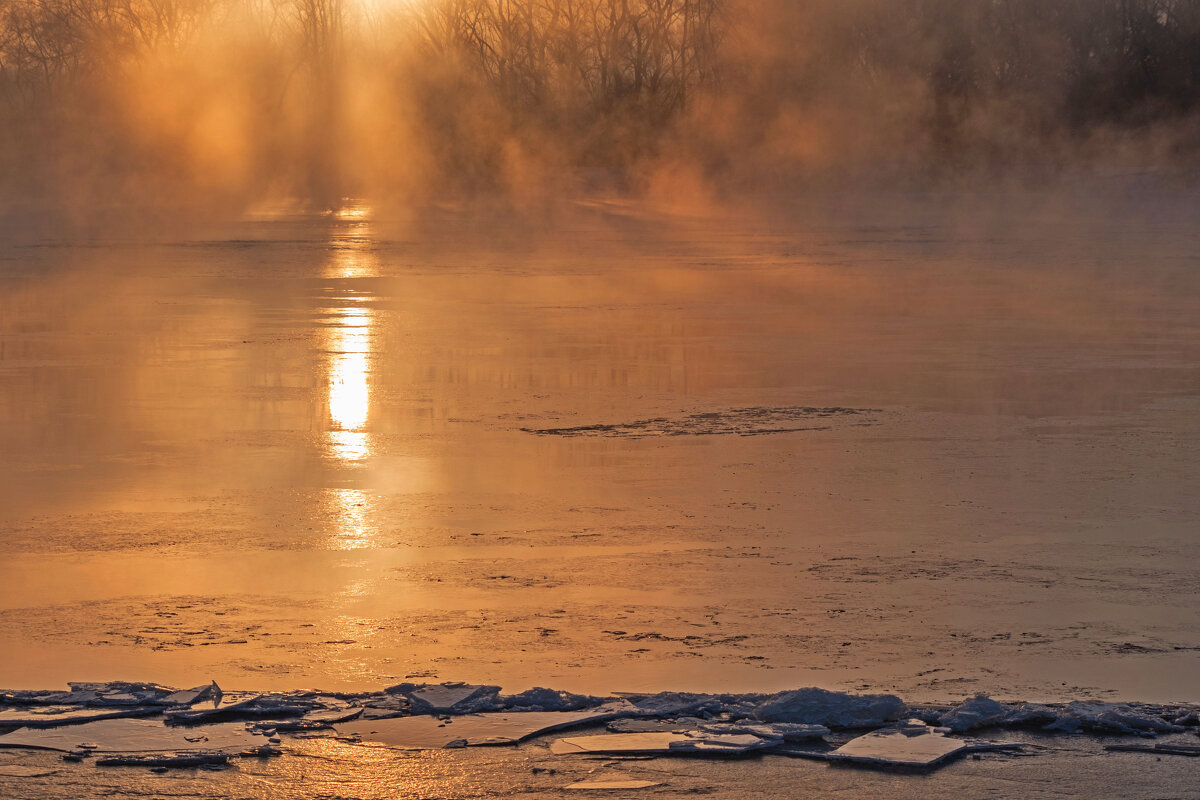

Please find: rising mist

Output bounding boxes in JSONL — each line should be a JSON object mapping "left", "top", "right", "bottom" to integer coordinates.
{"left": 2, "top": 0, "right": 1199, "bottom": 219}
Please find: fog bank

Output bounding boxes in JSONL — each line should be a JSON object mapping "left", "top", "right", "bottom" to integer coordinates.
{"left": 2, "top": 0, "right": 1199, "bottom": 219}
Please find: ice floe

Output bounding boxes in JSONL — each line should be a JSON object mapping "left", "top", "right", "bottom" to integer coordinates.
{"left": 0, "top": 765, "right": 59, "bottom": 778}
{"left": 937, "top": 694, "right": 1188, "bottom": 735}
{"left": 550, "top": 731, "right": 781, "bottom": 756}
{"left": 1104, "top": 742, "right": 1200, "bottom": 757}
{"left": 385, "top": 682, "right": 502, "bottom": 715}
{"left": 0, "top": 706, "right": 162, "bottom": 728}
{"left": 753, "top": 688, "right": 905, "bottom": 728}
{"left": 0, "top": 680, "right": 1195, "bottom": 780}
{"left": 499, "top": 687, "right": 605, "bottom": 712}
{"left": 827, "top": 719, "right": 989, "bottom": 769}
{"left": 0, "top": 718, "right": 267, "bottom": 754}
{"left": 701, "top": 721, "right": 830, "bottom": 741}
{"left": 94, "top": 752, "right": 232, "bottom": 768}
{"left": 521, "top": 406, "right": 878, "bottom": 438}
{"left": 564, "top": 772, "right": 663, "bottom": 790}
{"left": 338, "top": 705, "right": 634, "bottom": 749}
{"left": 1044, "top": 701, "right": 1187, "bottom": 735}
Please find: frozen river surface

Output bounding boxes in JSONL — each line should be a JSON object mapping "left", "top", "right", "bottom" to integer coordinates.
{"left": 1, "top": 194, "right": 1198, "bottom": 703}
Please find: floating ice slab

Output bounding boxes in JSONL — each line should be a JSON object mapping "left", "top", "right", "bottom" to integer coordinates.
{"left": 163, "top": 693, "right": 310, "bottom": 724}
{"left": 262, "top": 707, "right": 363, "bottom": 731}
{"left": 550, "top": 731, "right": 780, "bottom": 756}
{"left": 95, "top": 752, "right": 231, "bottom": 768}
{"left": 0, "top": 765, "right": 58, "bottom": 777}
{"left": 827, "top": 721, "right": 969, "bottom": 769}
{"left": 500, "top": 687, "right": 605, "bottom": 712}
{"left": 629, "top": 692, "right": 729, "bottom": 718}
{"left": 1051, "top": 702, "right": 1185, "bottom": 734}
{"left": 1105, "top": 743, "right": 1200, "bottom": 757}
{"left": 339, "top": 707, "right": 630, "bottom": 749}
{"left": 162, "top": 684, "right": 218, "bottom": 707}
{"left": 754, "top": 688, "right": 905, "bottom": 728}
{"left": 939, "top": 695, "right": 1059, "bottom": 732}
{"left": 564, "top": 772, "right": 662, "bottom": 790}
{"left": 607, "top": 718, "right": 708, "bottom": 734}
{"left": 0, "top": 718, "right": 265, "bottom": 754}
{"left": 0, "top": 706, "right": 161, "bottom": 728}
{"left": 163, "top": 693, "right": 264, "bottom": 723}
{"left": 701, "top": 722, "right": 829, "bottom": 742}
{"left": 607, "top": 718, "right": 827, "bottom": 742}
{"left": 392, "top": 683, "right": 501, "bottom": 715}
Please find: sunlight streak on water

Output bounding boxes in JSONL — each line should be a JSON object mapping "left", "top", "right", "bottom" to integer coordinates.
{"left": 325, "top": 488, "right": 378, "bottom": 550}
{"left": 322, "top": 208, "right": 380, "bottom": 549}
{"left": 328, "top": 307, "right": 372, "bottom": 437}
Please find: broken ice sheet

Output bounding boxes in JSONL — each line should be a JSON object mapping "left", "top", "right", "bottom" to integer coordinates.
{"left": 1048, "top": 702, "right": 1186, "bottom": 735}
{"left": 164, "top": 693, "right": 314, "bottom": 724}
{"left": 607, "top": 718, "right": 708, "bottom": 734}
{"left": 1104, "top": 742, "right": 1200, "bottom": 757}
{"left": 163, "top": 692, "right": 264, "bottom": 723}
{"left": 521, "top": 406, "right": 877, "bottom": 438}
{"left": 0, "top": 706, "right": 161, "bottom": 728}
{"left": 161, "top": 683, "right": 219, "bottom": 707}
{"left": 938, "top": 695, "right": 1188, "bottom": 735}
{"left": 258, "top": 706, "right": 363, "bottom": 731}
{"left": 338, "top": 706, "right": 631, "bottom": 750}
{"left": 0, "top": 718, "right": 266, "bottom": 754}
{"left": 550, "top": 731, "right": 781, "bottom": 756}
{"left": 827, "top": 720, "right": 977, "bottom": 769}
{"left": 95, "top": 752, "right": 230, "bottom": 768}
{"left": 753, "top": 688, "right": 905, "bottom": 728}
{"left": 387, "top": 682, "right": 500, "bottom": 714}
{"left": 0, "top": 764, "right": 59, "bottom": 778}
{"left": 564, "top": 771, "right": 662, "bottom": 790}
{"left": 607, "top": 718, "right": 828, "bottom": 742}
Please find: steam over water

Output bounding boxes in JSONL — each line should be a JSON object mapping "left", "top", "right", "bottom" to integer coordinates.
{"left": 1, "top": 194, "right": 1198, "bottom": 701}
{"left": 3, "top": 0, "right": 1200, "bottom": 217}
{"left": 2, "top": 6, "right": 1198, "bottom": 799}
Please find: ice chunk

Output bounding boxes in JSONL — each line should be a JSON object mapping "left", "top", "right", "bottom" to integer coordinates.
{"left": 1173, "top": 710, "right": 1199, "bottom": 726}
{"left": 629, "top": 692, "right": 727, "bottom": 718}
{"left": 550, "top": 731, "right": 781, "bottom": 756}
{"left": 385, "top": 683, "right": 501, "bottom": 715}
{"left": 360, "top": 695, "right": 408, "bottom": 719}
{"left": 1, "top": 691, "right": 99, "bottom": 707}
{"left": 258, "top": 706, "right": 363, "bottom": 731}
{"left": 699, "top": 721, "right": 829, "bottom": 742}
{"left": 338, "top": 706, "right": 632, "bottom": 749}
{"left": 0, "top": 706, "right": 161, "bottom": 728}
{"left": 564, "top": 772, "right": 662, "bottom": 790}
{"left": 939, "top": 695, "right": 1058, "bottom": 732}
{"left": 753, "top": 688, "right": 904, "bottom": 728}
{"left": 163, "top": 693, "right": 263, "bottom": 723}
{"left": 827, "top": 722, "right": 970, "bottom": 769}
{"left": 163, "top": 692, "right": 312, "bottom": 724}
{"left": 0, "top": 718, "right": 263, "bottom": 754}
{"left": 500, "top": 688, "right": 604, "bottom": 712}
{"left": 162, "top": 683, "right": 218, "bottom": 707}
{"left": 939, "top": 695, "right": 1011, "bottom": 731}
{"left": 1104, "top": 742, "right": 1200, "bottom": 757}
{"left": 0, "top": 765, "right": 59, "bottom": 777}
{"left": 1051, "top": 702, "right": 1185, "bottom": 735}
{"left": 67, "top": 682, "right": 176, "bottom": 706}
{"left": 607, "top": 717, "right": 708, "bottom": 733}
{"left": 95, "top": 752, "right": 229, "bottom": 768}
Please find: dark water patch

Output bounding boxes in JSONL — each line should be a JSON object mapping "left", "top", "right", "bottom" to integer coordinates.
{"left": 521, "top": 406, "right": 880, "bottom": 439}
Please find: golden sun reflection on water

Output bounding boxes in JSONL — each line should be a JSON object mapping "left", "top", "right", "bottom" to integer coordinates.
{"left": 328, "top": 307, "right": 372, "bottom": 437}
{"left": 324, "top": 488, "right": 378, "bottom": 550}
{"left": 322, "top": 210, "right": 380, "bottom": 549}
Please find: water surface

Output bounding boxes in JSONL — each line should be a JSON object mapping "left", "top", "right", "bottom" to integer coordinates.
{"left": 2, "top": 196, "right": 1197, "bottom": 701}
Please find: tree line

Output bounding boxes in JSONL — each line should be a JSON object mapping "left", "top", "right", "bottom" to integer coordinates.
{"left": 1, "top": 0, "right": 1198, "bottom": 210}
